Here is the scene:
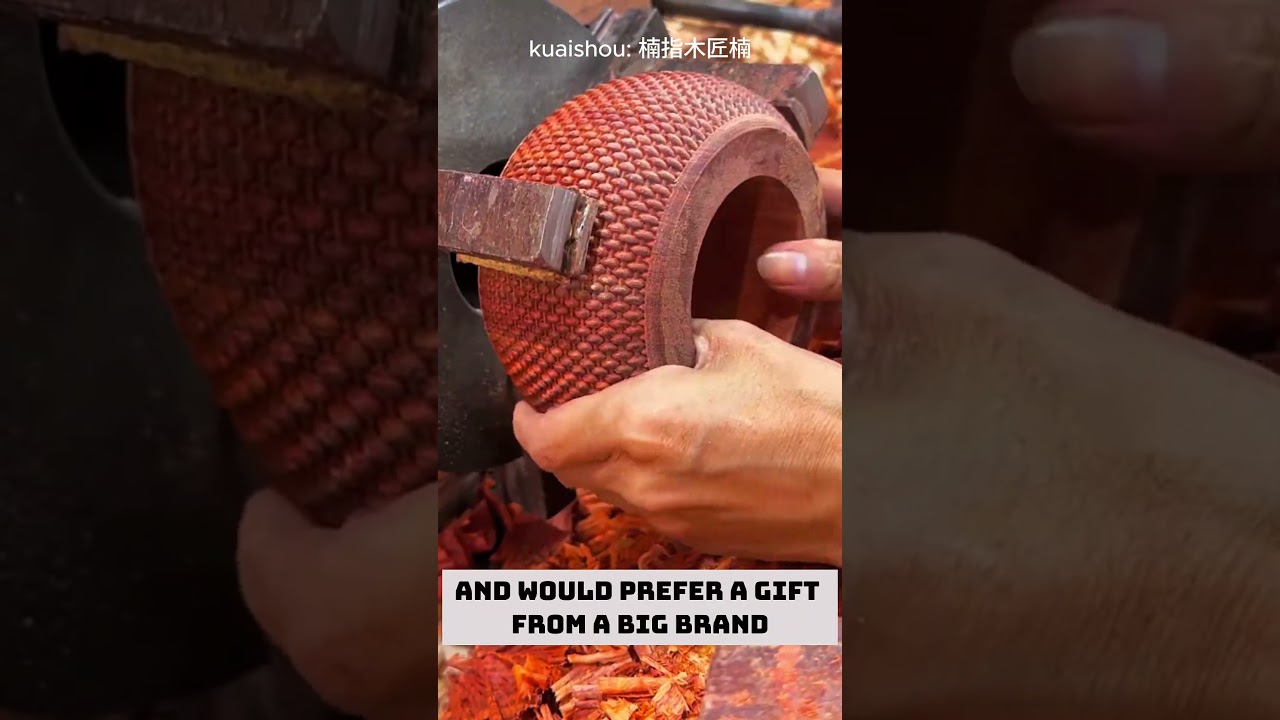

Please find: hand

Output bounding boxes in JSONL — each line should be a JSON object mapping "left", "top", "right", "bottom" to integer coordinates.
{"left": 1013, "top": 0, "right": 1280, "bottom": 168}
{"left": 756, "top": 167, "right": 843, "bottom": 301}
{"left": 513, "top": 319, "right": 842, "bottom": 566}
{"left": 236, "top": 487, "right": 435, "bottom": 720}
{"left": 841, "top": 231, "right": 1280, "bottom": 715}
{"left": 510, "top": 168, "right": 844, "bottom": 566}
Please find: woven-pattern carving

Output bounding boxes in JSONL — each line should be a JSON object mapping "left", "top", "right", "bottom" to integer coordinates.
{"left": 129, "top": 67, "right": 437, "bottom": 526}
{"left": 477, "top": 71, "right": 782, "bottom": 410}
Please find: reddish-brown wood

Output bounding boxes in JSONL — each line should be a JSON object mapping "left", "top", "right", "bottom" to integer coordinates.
{"left": 129, "top": 67, "right": 437, "bottom": 526}
{"left": 477, "top": 72, "right": 823, "bottom": 411}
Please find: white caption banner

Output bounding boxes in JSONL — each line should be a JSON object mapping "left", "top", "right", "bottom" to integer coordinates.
{"left": 441, "top": 569, "right": 839, "bottom": 646}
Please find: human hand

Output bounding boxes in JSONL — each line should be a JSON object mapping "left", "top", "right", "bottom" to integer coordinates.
{"left": 756, "top": 167, "right": 843, "bottom": 302}
{"left": 841, "top": 230, "right": 1280, "bottom": 715}
{"left": 236, "top": 486, "right": 435, "bottom": 720}
{"left": 510, "top": 168, "right": 844, "bottom": 566}
{"left": 1013, "top": 0, "right": 1280, "bottom": 168}
{"left": 513, "top": 318, "right": 842, "bottom": 566}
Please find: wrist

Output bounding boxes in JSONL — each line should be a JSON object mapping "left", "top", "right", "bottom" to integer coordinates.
{"left": 1070, "top": 336, "right": 1280, "bottom": 712}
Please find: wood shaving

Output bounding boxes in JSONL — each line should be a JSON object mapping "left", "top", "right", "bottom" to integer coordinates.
{"left": 601, "top": 698, "right": 640, "bottom": 720}
{"left": 666, "top": 0, "right": 842, "bottom": 169}
{"left": 439, "top": 485, "right": 813, "bottom": 719}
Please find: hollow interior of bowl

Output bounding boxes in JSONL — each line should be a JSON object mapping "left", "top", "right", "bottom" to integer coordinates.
{"left": 692, "top": 174, "right": 805, "bottom": 337}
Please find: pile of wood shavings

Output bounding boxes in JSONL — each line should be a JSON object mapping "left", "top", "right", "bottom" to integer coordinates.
{"left": 439, "top": 485, "right": 790, "bottom": 720}
{"left": 666, "top": 0, "right": 842, "bottom": 169}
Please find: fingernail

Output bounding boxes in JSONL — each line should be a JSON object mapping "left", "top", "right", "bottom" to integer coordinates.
{"left": 1012, "top": 17, "right": 1168, "bottom": 125}
{"left": 757, "top": 251, "right": 808, "bottom": 286}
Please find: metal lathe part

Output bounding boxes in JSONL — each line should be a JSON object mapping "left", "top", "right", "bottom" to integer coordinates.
{"left": 436, "top": 0, "right": 607, "bottom": 474}
{"left": 0, "top": 11, "right": 266, "bottom": 713}
{"left": 438, "top": 170, "right": 601, "bottom": 277}
{"left": 653, "top": 0, "right": 844, "bottom": 44}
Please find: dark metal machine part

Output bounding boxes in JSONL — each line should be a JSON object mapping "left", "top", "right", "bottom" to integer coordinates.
{"left": 588, "top": 3, "right": 669, "bottom": 46}
{"left": 436, "top": 0, "right": 624, "bottom": 476}
{"left": 438, "top": 170, "right": 602, "bottom": 276}
{"left": 440, "top": 457, "right": 576, "bottom": 525}
{"left": 0, "top": 9, "right": 269, "bottom": 714}
{"left": 438, "top": 0, "right": 608, "bottom": 175}
{"left": 0, "top": 0, "right": 420, "bottom": 89}
{"left": 654, "top": 0, "right": 843, "bottom": 44}
{"left": 438, "top": 243, "right": 525, "bottom": 474}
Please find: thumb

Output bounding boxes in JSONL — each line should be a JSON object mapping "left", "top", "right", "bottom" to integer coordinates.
{"left": 757, "top": 238, "right": 843, "bottom": 301}
{"left": 238, "top": 488, "right": 330, "bottom": 567}
{"left": 1013, "top": 2, "right": 1280, "bottom": 169}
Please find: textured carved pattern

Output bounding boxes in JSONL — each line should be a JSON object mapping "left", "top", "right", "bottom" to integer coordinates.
{"left": 129, "top": 67, "right": 437, "bottom": 526}
{"left": 477, "top": 72, "right": 779, "bottom": 410}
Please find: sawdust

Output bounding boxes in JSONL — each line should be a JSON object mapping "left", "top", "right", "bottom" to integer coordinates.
{"left": 439, "top": 485, "right": 793, "bottom": 720}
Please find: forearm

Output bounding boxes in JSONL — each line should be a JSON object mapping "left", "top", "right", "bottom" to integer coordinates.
{"left": 1060, "top": 324, "right": 1280, "bottom": 714}
{"left": 851, "top": 426, "right": 1280, "bottom": 717}
{"left": 846, "top": 318, "right": 1280, "bottom": 716}
{"left": 1061, "top": 458, "right": 1280, "bottom": 716}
